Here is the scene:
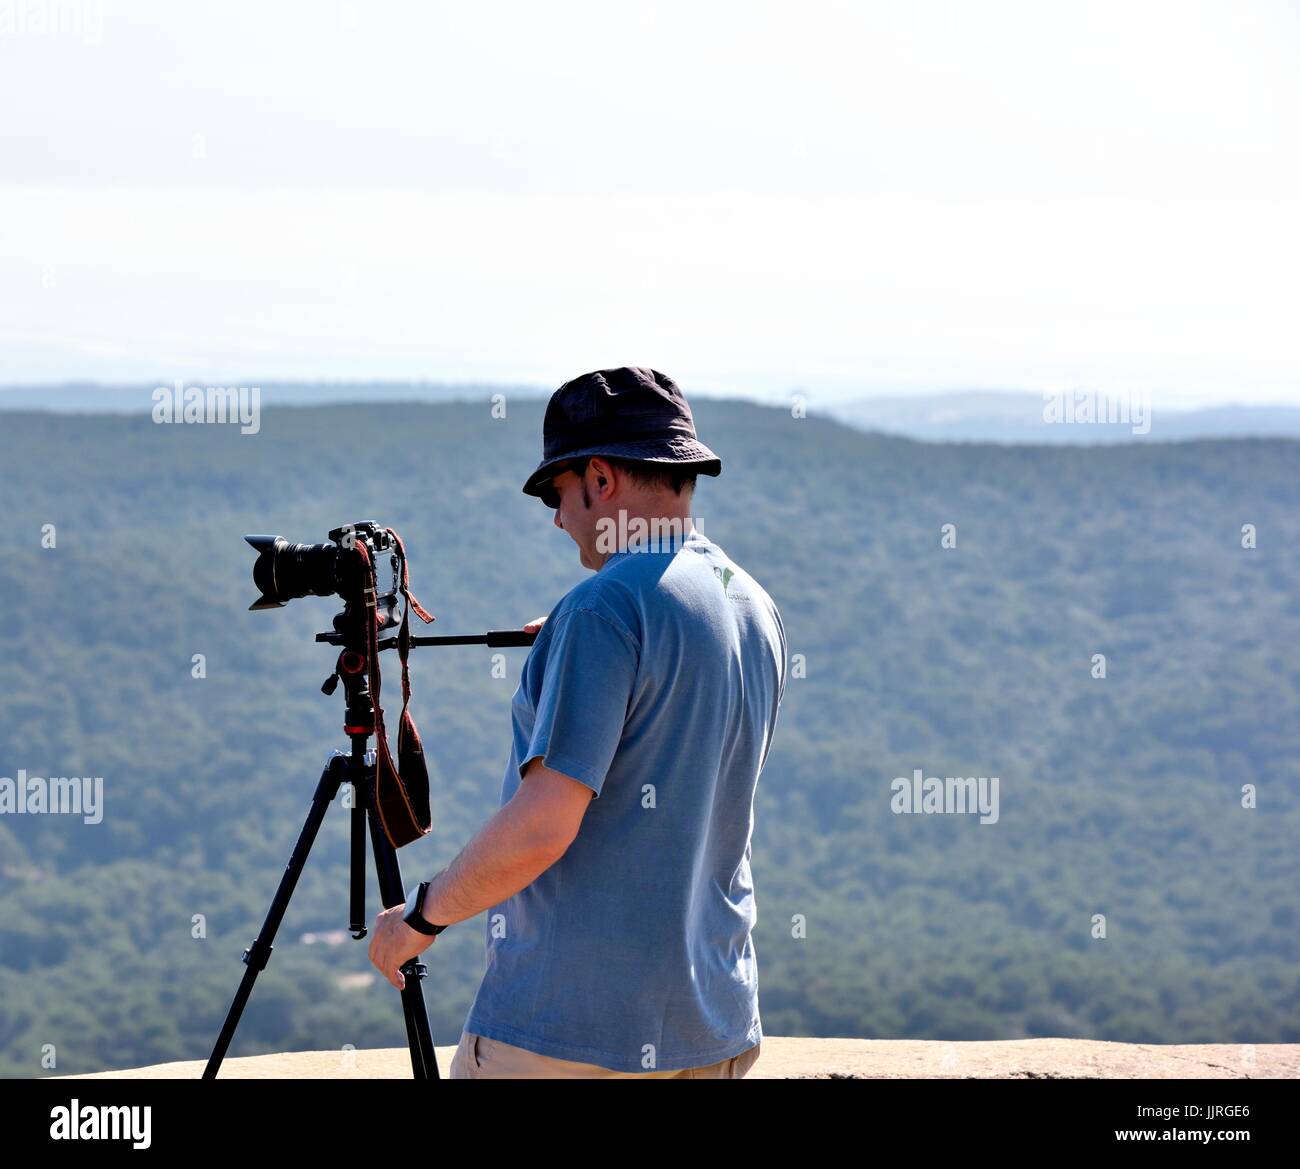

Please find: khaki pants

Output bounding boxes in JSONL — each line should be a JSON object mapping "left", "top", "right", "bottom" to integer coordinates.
{"left": 449, "top": 1030, "right": 761, "bottom": 1079}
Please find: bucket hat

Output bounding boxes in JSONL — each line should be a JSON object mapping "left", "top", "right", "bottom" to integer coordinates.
{"left": 522, "top": 367, "right": 721, "bottom": 507}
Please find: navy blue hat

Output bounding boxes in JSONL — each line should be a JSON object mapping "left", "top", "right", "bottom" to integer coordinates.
{"left": 522, "top": 367, "right": 721, "bottom": 505}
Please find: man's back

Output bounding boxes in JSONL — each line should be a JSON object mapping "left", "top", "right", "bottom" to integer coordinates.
{"left": 464, "top": 528, "right": 787, "bottom": 1073}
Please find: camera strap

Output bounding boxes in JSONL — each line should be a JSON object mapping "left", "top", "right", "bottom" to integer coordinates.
{"left": 354, "top": 532, "right": 436, "bottom": 848}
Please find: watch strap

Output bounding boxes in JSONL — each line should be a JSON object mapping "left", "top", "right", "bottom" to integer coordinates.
{"left": 403, "top": 881, "right": 447, "bottom": 936}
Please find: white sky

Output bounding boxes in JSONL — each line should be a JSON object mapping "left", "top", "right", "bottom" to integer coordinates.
{"left": 0, "top": 0, "right": 1297, "bottom": 407}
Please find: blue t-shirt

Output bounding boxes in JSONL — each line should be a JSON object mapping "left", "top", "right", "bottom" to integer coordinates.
{"left": 463, "top": 528, "right": 787, "bottom": 1072}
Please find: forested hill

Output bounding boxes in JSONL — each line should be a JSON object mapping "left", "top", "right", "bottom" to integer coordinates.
{"left": 0, "top": 398, "right": 1296, "bottom": 1076}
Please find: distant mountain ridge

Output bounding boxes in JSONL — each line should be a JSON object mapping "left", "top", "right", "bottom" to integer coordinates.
{"left": 823, "top": 391, "right": 1300, "bottom": 443}
{"left": 5, "top": 382, "right": 1295, "bottom": 445}
{"left": 0, "top": 380, "right": 551, "bottom": 413}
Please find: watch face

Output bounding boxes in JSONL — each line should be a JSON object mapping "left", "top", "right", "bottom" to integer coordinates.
{"left": 405, "top": 884, "right": 421, "bottom": 917}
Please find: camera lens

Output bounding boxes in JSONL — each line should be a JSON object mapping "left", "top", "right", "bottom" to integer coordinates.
{"left": 246, "top": 535, "right": 339, "bottom": 609}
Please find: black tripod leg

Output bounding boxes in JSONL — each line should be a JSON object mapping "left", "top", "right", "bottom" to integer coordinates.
{"left": 203, "top": 753, "right": 349, "bottom": 1080}
{"left": 366, "top": 803, "right": 440, "bottom": 1079}
{"left": 349, "top": 780, "right": 367, "bottom": 938}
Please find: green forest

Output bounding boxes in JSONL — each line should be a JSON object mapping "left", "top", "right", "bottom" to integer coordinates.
{"left": 0, "top": 397, "right": 1296, "bottom": 1077}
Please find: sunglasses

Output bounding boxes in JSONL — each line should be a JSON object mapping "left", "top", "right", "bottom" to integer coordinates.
{"left": 539, "top": 458, "right": 590, "bottom": 509}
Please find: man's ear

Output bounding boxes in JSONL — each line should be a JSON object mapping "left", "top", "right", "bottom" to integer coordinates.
{"left": 588, "top": 456, "right": 615, "bottom": 495}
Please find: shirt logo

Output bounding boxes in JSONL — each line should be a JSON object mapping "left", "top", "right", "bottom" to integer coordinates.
{"left": 713, "top": 564, "right": 747, "bottom": 600}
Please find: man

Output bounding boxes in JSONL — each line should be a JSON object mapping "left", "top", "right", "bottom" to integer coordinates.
{"left": 369, "top": 366, "right": 787, "bottom": 1078}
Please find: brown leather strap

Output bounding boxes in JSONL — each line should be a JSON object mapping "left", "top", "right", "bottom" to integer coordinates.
{"left": 354, "top": 535, "right": 435, "bottom": 848}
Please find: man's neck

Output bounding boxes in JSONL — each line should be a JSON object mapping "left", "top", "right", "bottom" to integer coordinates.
{"left": 592, "top": 495, "right": 698, "bottom": 564}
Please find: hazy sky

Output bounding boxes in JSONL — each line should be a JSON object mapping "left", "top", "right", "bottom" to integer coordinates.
{"left": 1, "top": 0, "right": 1297, "bottom": 407}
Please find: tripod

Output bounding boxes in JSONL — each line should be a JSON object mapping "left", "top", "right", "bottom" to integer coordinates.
{"left": 203, "top": 627, "right": 535, "bottom": 1081}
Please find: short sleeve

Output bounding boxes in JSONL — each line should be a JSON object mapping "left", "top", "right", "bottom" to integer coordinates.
{"left": 519, "top": 606, "right": 639, "bottom": 798}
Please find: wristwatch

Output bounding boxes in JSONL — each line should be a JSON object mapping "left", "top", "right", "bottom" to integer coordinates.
{"left": 403, "top": 881, "right": 448, "bottom": 936}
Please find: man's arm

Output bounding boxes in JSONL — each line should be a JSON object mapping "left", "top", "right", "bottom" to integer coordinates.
{"left": 418, "top": 756, "right": 593, "bottom": 928}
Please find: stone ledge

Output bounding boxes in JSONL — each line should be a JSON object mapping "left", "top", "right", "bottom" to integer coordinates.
{"left": 58, "top": 1037, "right": 1299, "bottom": 1079}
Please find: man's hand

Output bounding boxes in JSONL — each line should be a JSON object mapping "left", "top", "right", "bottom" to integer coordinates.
{"left": 368, "top": 903, "right": 435, "bottom": 991}
{"left": 524, "top": 615, "right": 547, "bottom": 634}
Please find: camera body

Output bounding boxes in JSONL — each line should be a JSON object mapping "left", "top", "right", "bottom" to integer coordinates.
{"left": 246, "top": 521, "right": 400, "bottom": 630}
